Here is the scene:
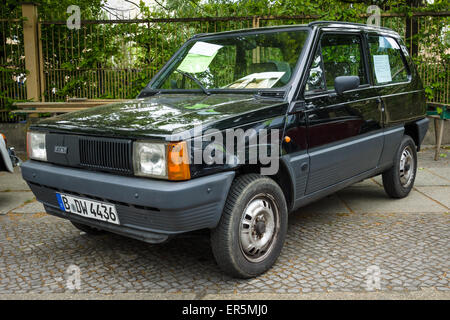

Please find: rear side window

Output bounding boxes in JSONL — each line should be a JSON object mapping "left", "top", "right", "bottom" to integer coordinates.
{"left": 305, "top": 33, "right": 367, "bottom": 94}
{"left": 368, "top": 35, "right": 409, "bottom": 85}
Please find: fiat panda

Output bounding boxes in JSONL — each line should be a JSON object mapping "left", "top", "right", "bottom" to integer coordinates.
{"left": 22, "top": 21, "right": 428, "bottom": 278}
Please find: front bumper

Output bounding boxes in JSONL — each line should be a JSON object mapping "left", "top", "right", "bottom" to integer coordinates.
{"left": 21, "top": 161, "right": 235, "bottom": 243}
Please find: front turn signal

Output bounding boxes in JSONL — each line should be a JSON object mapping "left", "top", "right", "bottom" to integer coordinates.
{"left": 167, "top": 141, "right": 191, "bottom": 181}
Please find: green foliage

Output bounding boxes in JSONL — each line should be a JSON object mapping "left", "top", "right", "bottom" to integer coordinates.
{"left": 0, "top": 0, "right": 449, "bottom": 109}
{"left": 424, "top": 85, "right": 434, "bottom": 100}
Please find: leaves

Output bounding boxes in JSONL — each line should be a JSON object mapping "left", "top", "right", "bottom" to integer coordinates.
{"left": 425, "top": 86, "right": 434, "bottom": 100}
{"left": 1, "top": 0, "right": 449, "bottom": 106}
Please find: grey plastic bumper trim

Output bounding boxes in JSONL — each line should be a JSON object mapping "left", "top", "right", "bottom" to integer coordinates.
{"left": 22, "top": 161, "right": 235, "bottom": 210}
{"left": 22, "top": 161, "right": 235, "bottom": 235}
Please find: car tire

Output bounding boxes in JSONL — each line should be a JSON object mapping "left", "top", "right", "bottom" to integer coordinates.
{"left": 210, "top": 173, "right": 288, "bottom": 278}
{"left": 71, "top": 221, "right": 106, "bottom": 235}
{"left": 382, "top": 135, "right": 417, "bottom": 198}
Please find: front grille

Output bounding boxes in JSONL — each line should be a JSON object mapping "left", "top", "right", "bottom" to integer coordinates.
{"left": 79, "top": 137, "right": 133, "bottom": 174}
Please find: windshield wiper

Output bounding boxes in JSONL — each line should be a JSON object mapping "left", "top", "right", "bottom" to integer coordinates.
{"left": 176, "top": 69, "right": 210, "bottom": 95}
{"left": 137, "top": 88, "right": 161, "bottom": 98}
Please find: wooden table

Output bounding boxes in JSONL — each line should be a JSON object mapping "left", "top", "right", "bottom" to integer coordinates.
{"left": 427, "top": 103, "right": 449, "bottom": 161}
{"left": 11, "top": 99, "right": 126, "bottom": 117}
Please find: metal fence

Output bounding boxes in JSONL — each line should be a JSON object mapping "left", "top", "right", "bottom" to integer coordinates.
{"left": 39, "top": 17, "right": 258, "bottom": 102}
{"left": 0, "top": 6, "right": 449, "bottom": 122}
{"left": 0, "top": 7, "right": 27, "bottom": 110}
{"left": 418, "top": 63, "right": 449, "bottom": 106}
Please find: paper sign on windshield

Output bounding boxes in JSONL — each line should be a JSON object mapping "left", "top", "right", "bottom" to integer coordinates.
{"left": 373, "top": 55, "right": 392, "bottom": 83}
{"left": 188, "top": 41, "right": 223, "bottom": 56}
{"left": 177, "top": 41, "right": 223, "bottom": 74}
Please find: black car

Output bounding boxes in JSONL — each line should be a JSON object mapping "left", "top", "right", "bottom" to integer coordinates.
{"left": 22, "top": 21, "right": 428, "bottom": 278}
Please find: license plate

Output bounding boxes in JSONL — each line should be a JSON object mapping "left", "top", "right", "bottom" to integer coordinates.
{"left": 56, "top": 193, "right": 120, "bottom": 225}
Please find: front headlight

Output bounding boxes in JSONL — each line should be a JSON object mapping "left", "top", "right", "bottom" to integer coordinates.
{"left": 27, "top": 131, "right": 47, "bottom": 161}
{"left": 133, "top": 142, "right": 167, "bottom": 178}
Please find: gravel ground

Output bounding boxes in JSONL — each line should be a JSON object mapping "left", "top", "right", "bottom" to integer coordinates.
{"left": 0, "top": 147, "right": 448, "bottom": 298}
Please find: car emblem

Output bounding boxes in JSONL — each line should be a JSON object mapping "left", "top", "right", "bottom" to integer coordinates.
{"left": 54, "top": 146, "right": 68, "bottom": 154}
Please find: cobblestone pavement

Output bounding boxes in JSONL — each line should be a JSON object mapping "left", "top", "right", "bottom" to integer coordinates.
{"left": 0, "top": 148, "right": 448, "bottom": 297}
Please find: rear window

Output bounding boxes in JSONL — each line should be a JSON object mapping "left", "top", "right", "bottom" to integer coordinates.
{"left": 368, "top": 35, "right": 410, "bottom": 85}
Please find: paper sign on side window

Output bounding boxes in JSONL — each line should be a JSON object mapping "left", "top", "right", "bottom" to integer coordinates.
{"left": 373, "top": 55, "right": 392, "bottom": 83}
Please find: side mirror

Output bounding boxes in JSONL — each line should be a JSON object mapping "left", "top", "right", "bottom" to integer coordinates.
{"left": 334, "top": 76, "right": 360, "bottom": 95}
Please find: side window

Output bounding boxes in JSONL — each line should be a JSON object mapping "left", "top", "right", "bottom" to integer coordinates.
{"left": 305, "top": 33, "right": 367, "bottom": 94}
{"left": 305, "top": 48, "right": 326, "bottom": 93}
{"left": 368, "top": 35, "right": 409, "bottom": 85}
{"left": 320, "top": 33, "right": 368, "bottom": 89}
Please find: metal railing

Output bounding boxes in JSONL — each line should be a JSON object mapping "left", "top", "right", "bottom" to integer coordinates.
{"left": 0, "top": 5, "right": 449, "bottom": 122}
{"left": 0, "top": 7, "right": 27, "bottom": 111}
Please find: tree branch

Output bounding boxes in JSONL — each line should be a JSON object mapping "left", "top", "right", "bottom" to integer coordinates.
{"left": 123, "top": 0, "right": 141, "bottom": 9}
{"left": 102, "top": 7, "right": 123, "bottom": 20}
{"left": 103, "top": 5, "right": 134, "bottom": 12}
{"left": 154, "top": 0, "right": 169, "bottom": 11}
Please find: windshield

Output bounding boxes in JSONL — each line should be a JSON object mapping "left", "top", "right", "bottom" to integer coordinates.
{"left": 150, "top": 29, "right": 309, "bottom": 92}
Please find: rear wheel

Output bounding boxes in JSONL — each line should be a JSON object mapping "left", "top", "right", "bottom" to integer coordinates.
{"left": 382, "top": 135, "right": 417, "bottom": 198}
{"left": 211, "top": 174, "right": 288, "bottom": 278}
{"left": 71, "top": 221, "right": 106, "bottom": 235}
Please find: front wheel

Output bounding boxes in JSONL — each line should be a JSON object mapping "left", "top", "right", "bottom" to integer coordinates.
{"left": 211, "top": 174, "right": 288, "bottom": 278}
{"left": 382, "top": 135, "right": 417, "bottom": 198}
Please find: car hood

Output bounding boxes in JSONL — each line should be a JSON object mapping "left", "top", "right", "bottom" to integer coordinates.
{"left": 34, "top": 94, "right": 286, "bottom": 140}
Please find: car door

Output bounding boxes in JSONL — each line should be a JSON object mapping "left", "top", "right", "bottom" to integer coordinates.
{"left": 301, "top": 31, "right": 384, "bottom": 194}
{"left": 283, "top": 105, "right": 309, "bottom": 201}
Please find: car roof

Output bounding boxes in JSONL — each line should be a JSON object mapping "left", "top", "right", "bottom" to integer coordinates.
{"left": 192, "top": 20, "right": 401, "bottom": 39}
{"left": 309, "top": 21, "right": 401, "bottom": 37}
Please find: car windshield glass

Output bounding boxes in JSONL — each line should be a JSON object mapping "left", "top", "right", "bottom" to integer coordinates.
{"left": 150, "top": 29, "right": 309, "bottom": 91}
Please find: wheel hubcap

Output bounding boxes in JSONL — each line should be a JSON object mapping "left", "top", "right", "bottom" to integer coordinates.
{"left": 239, "top": 194, "right": 279, "bottom": 263}
{"left": 399, "top": 146, "right": 414, "bottom": 187}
